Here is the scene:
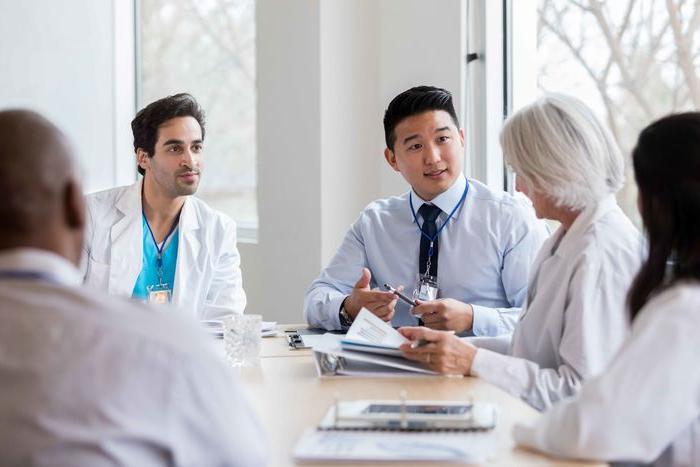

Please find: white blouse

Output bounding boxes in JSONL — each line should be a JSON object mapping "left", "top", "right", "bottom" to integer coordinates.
{"left": 470, "top": 196, "right": 644, "bottom": 410}
{"left": 514, "top": 282, "right": 700, "bottom": 467}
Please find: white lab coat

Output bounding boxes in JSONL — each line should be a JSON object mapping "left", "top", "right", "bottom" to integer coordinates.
{"left": 514, "top": 282, "right": 700, "bottom": 467}
{"left": 470, "top": 195, "right": 644, "bottom": 410}
{"left": 0, "top": 248, "right": 266, "bottom": 467}
{"left": 82, "top": 181, "right": 246, "bottom": 319}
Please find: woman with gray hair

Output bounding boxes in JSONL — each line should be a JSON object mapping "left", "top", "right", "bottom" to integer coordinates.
{"left": 399, "top": 94, "right": 643, "bottom": 410}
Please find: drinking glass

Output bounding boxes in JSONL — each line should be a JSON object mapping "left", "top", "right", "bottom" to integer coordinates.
{"left": 222, "top": 314, "right": 262, "bottom": 367}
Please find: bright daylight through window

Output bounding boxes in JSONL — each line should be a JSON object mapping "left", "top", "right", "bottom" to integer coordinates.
{"left": 535, "top": 0, "right": 699, "bottom": 224}
{"left": 139, "top": 0, "right": 257, "bottom": 238}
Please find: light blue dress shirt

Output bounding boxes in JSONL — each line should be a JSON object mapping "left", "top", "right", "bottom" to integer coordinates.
{"left": 132, "top": 215, "right": 179, "bottom": 300}
{"left": 304, "top": 175, "right": 549, "bottom": 334}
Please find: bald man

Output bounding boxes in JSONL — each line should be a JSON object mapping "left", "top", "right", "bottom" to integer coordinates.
{"left": 0, "top": 110, "right": 265, "bottom": 466}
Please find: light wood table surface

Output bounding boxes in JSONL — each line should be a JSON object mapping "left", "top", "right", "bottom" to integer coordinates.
{"left": 235, "top": 328, "right": 606, "bottom": 467}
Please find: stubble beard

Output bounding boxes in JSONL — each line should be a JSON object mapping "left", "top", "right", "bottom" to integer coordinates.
{"left": 174, "top": 179, "right": 199, "bottom": 196}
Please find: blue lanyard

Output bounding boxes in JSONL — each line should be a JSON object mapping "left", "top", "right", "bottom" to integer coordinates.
{"left": 0, "top": 270, "right": 59, "bottom": 284}
{"left": 409, "top": 181, "right": 469, "bottom": 258}
{"left": 143, "top": 212, "right": 180, "bottom": 284}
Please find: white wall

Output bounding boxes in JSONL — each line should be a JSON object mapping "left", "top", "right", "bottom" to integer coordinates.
{"left": 378, "top": 0, "right": 467, "bottom": 198}
{"left": 247, "top": 0, "right": 467, "bottom": 323}
{"left": 319, "top": 0, "right": 382, "bottom": 264}
{"left": 249, "top": 0, "right": 323, "bottom": 322}
{"left": 0, "top": 0, "right": 135, "bottom": 193}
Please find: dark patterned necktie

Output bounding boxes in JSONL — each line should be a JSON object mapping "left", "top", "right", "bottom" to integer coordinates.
{"left": 418, "top": 203, "right": 442, "bottom": 278}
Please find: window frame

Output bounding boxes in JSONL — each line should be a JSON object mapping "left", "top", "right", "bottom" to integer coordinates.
{"left": 465, "top": 0, "right": 509, "bottom": 192}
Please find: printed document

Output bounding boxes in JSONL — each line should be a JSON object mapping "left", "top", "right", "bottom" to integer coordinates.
{"left": 340, "top": 308, "right": 408, "bottom": 356}
{"left": 294, "top": 429, "right": 496, "bottom": 463}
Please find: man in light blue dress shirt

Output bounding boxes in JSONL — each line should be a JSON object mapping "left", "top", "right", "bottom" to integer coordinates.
{"left": 304, "top": 86, "right": 548, "bottom": 334}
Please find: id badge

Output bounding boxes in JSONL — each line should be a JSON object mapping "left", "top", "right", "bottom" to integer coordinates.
{"left": 147, "top": 283, "right": 172, "bottom": 305}
{"left": 411, "top": 274, "right": 438, "bottom": 315}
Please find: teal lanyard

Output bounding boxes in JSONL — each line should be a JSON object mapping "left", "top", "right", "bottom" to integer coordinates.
{"left": 143, "top": 212, "right": 180, "bottom": 286}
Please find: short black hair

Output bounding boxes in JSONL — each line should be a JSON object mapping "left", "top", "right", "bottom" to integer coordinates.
{"left": 132, "top": 93, "right": 205, "bottom": 176}
{"left": 383, "top": 86, "right": 460, "bottom": 151}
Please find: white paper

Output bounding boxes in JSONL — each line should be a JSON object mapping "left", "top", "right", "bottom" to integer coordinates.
{"left": 200, "top": 319, "right": 277, "bottom": 338}
{"left": 343, "top": 308, "right": 408, "bottom": 348}
{"left": 295, "top": 333, "right": 326, "bottom": 349}
{"left": 293, "top": 428, "right": 495, "bottom": 463}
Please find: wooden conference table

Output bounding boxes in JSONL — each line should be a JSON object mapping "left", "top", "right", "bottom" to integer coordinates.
{"left": 234, "top": 326, "right": 606, "bottom": 467}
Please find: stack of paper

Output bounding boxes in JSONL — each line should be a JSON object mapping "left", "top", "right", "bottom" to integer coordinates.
{"left": 200, "top": 319, "right": 277, "bottom": 338}
{"left": 261, "top": 321, "right": 277, "bottom": 337}
{"left": 294, "top": 428, "right": 496, "bottom": 463}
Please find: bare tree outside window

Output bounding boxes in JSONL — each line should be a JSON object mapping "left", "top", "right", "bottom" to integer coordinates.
{"left": 537, "top": 0, "right": 699, "bottom": 224}
{"left": 139, "top": 0, "right": 257, "bottom": 233}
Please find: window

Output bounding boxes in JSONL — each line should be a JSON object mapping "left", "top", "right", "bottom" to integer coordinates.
{"left": 137, "top": 0, "right": 257, "bottom": 240}
{"left": 465, "top": 0, "right": 508, "bottom": 191}
{"left": 512, "top": 0, "right": 700, "bottom": 224}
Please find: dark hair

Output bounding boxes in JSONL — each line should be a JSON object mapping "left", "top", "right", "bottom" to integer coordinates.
{"left": 132, "top": 93, "right": 205, "bottom": 175}
{"left": 383, "top": 86, "right": 460, "bottom": 151}
{"left": 627, "top": 112, "right": 700, "bottom": 320}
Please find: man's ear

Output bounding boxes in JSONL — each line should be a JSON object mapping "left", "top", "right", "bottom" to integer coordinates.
{"left": 458, "top": 127, "right": 465, "bottom": 148}
{"left": 136, "top": 148, "right": 150, "bottom": 173}
{"left": 64, "top": 179, "right": 85, "bottom": 231}
{"left": 384, "top": 148, "right": 400, "bottom": 172}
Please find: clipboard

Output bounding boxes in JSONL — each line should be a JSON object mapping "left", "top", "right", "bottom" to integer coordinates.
{"left": 319, "top": 397, "right": 497, "bottom": 432}
{"left": 293, "top": 396, "right": 498, "bottom": 463}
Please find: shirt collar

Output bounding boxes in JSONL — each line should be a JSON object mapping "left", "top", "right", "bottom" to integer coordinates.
{"left": 553, "top": 194, "right": 619, "bottom": 258}
{"left": 0, "top": 248, "right": 82, "bottom": 286}
{"left": 409, "top": 174, "right": 468, "bottom": 220}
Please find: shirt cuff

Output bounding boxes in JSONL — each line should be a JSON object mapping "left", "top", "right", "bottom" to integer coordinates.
{"left": 470, "top": 347, "right": 507, "bottom": 378}
{"left": 465, "top": 335, "right": 512, "bottom": 354}
{"left": 471, "top": 304, "right": 502, "bottom": 336}
{"left": 327, "top": 294, "right": 347, "bottom": 331}
{"left": 470, "top": 348, "right": 531, "bottom": 402}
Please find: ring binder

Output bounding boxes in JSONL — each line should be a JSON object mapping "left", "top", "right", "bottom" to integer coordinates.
{"left": 312, "top": 333, "right": 438, "bottom": 376}
{"left": 318, "top": 396, "right": 496, "bottom": 432}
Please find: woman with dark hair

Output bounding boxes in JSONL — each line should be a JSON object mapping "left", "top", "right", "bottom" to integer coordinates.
{"left": 513, "top": 112, "right": 700, "bottom": 466}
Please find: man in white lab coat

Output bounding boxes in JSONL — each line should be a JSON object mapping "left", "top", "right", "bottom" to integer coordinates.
{"left": 0, "top": 109, "right": 265, "bottom": 466}
{"left": 83, "top": 93, "right": 246, "bottom": 319}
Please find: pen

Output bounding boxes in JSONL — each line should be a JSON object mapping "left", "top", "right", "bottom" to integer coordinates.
{"left": 410, "top": 339, "right": 430, "bottom": 349}
{"left": 409, "top": 331, "right": 456, "bottom": 349}
{"left": 383, "top": 283, "right": 419, "bottom": 307}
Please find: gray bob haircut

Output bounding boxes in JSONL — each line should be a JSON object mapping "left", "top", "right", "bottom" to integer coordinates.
{"left": 500, "top": 93, "right": 624, "bottom": 211}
